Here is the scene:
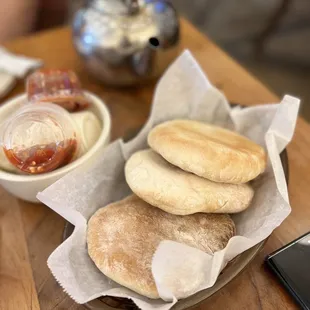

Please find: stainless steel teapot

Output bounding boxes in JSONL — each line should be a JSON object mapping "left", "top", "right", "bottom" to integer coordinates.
{"left": 72, "top": 0, "right": 180, "bottom": 86}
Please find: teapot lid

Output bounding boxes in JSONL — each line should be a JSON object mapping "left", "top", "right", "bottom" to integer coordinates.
{"left": 76, "top": 0, "right": 179, "bottom": 51}
{"left": 91, "top": 0, "right": 141, "bottom": 15}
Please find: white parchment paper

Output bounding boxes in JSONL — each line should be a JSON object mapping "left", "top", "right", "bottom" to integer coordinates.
{"left": 37, "top": 50, "right": 300, "bottom": 309}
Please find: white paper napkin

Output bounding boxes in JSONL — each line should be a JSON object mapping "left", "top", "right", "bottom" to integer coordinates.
{"left": 0, "top": 47, "right": 42, "bottom": 78}
{"left": 0, "top": 71, "right": 16, "bottom": 98}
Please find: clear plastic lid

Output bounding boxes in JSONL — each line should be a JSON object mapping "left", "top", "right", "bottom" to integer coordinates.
{"left": 1, "top": 103, "right": 79, "bottom": 174}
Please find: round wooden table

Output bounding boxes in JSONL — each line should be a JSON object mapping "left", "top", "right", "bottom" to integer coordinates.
{"left": 1, "top": 18, "right": 308, "bottom": 310}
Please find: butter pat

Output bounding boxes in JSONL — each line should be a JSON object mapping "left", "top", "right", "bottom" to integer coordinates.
{"left": 71, "top": 111, "right": 102, "bottom": 156}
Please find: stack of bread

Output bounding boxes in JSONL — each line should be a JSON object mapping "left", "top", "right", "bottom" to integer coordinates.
{"left": 87, "top": 120, "right": 267, "bottom": 299}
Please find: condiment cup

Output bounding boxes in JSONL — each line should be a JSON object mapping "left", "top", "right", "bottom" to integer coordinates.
{"left": 0, "top": 92, "right": 111, "bottom": 203}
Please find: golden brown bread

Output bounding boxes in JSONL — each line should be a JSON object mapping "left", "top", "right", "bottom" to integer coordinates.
{"left": 87, "top": 195, "right": 235, "bottom": 299}
{"left": 148, "top": 120, "right": 266, "bottom": 184}
{"left": 125, "top": 149, "right": 254, "bottom": 215}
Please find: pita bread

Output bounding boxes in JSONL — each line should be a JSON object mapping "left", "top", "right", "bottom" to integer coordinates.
{"left": 148, "top": 120, "right": 266, "bottom": 184}
{"left": 125, "top": 149, "right": 254, "bottom": 215}
{"left": 87, "top": 195, "right": 235, "bottom": 299}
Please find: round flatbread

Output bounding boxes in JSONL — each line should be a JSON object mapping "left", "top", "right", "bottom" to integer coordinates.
{"left": 148, "top": 120, "right": 266, "bottom": 184}
{"left": 125, "top": 149, "right": 254, "bottom": 215}
{"left": 87, "top": 195, "right": 235, "bottom": 299}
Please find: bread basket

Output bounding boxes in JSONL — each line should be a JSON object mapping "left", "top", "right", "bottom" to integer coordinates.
{"left": 63, "top": 113, "right": 289, "bottom": 310}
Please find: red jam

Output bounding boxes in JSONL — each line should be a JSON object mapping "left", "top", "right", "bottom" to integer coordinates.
{"left": 4, "top": 138, "right": 78, "bottom": 174}
{"left": 27, "top": 69, "right": 90, "bottom": 112}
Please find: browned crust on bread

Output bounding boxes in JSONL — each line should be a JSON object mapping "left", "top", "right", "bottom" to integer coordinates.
{"left": 148, "top": 120, "right": 266, "bottom": 184}
{"left": 125, "top": 149, "right": 254, "bottom": 215}
{"left": 87, "top": 195, "right": 236, "bottom": 299}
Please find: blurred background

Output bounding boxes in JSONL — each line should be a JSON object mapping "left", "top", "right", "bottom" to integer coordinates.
{"left": 0, "top": 0, "right": 309, "bottom": 120}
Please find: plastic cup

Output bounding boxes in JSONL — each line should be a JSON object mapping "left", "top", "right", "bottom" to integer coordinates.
{"left": 1, "top": 103, "right": 79, "bottom": 174}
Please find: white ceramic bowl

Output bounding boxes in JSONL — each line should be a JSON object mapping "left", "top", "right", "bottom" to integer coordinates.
{"left": 0, "top": 92, "right": 111, "bottom": 203}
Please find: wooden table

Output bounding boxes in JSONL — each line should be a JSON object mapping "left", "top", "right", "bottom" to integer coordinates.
{"left": 1, "top": 19, "right": 309, "bottom": 310}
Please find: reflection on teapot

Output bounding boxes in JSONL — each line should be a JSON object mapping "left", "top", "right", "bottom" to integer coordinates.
{"left": 72, "top": 0, "right": 180, "bottom": 86}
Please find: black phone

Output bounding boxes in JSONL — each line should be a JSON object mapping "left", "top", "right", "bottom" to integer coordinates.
{"left": 265, "top": 232, "right": 310, "bottom": 310}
